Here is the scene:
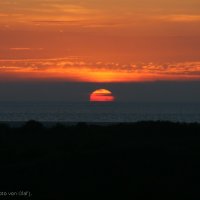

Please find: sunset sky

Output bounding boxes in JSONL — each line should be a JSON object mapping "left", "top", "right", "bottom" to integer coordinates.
{"left": 0, "top": 0, "right": 200, "bottom": 82}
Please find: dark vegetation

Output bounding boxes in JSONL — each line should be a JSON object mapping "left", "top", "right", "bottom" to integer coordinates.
{"left": 0, "top": 120, "right": 200, "bottom": 198}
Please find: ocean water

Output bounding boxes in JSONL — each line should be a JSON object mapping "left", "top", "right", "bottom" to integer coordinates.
{"left": 0, "top": 101, "right": 200, "bottom": 123}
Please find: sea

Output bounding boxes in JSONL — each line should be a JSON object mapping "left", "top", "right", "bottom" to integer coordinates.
{"left": 0, "top": 101, "right": 200, "bottom": 124}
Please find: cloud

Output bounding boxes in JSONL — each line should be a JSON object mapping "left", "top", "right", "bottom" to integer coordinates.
{"left": 10, "top": 48, "right": 31, "bottom": 51}
{"left": 158, "top": 14, "right": 200, "bottom": 22}
{"left": 32, "top": 20, "right": 80, "bottom": 23}
{"left": 0, "top": 58, "right": 200, "bottom": 82}
{"left": 0, "top": 1, "right": 95, "bottom": 27}
{"left": 31, "top": 20, "right": 84, "bottom": 26}
{"left": 9, "top": 48, "right": 43, "bottom": 51}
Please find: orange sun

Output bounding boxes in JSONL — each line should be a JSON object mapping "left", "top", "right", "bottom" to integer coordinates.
{"left": 90, "top": 89, "right": 115, "bottom": 102}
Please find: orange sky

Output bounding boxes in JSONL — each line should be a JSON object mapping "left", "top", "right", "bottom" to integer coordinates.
{"left": 0, "top": 0, "right": 200, "bottom": 82}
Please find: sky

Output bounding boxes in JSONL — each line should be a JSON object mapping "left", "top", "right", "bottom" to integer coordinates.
{"left": 0, "top": 0, "right": 200, "bottom": 101}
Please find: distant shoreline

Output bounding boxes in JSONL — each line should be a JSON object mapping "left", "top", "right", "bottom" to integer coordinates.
{"left": 0, "top": 121, "right": 114, "bottom": 128}
{"left": 1, "top": 120, "right": 200, "bottom": 128}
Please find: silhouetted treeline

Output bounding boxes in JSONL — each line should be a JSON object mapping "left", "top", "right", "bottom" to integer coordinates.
{"left": 0, "top": 120, "right": 200, "bottom": 198}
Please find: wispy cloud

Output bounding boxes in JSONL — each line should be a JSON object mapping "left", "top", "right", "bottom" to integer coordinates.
{"left": 9, "top": 48, "right": 43, "bottom": 51}
{"left": 10, "top": 48, "right": 31, "bottom": 51}
{"left": 0, "top": 1, "right": 95, "bottom": 27}
{"left": 32, "top": 20, "right": 80, "bottom": 23}
{"left": 0, "top": 57, "right": 200, "bottom": 82}
{"left": 158, "top": 14, "right": 200, "bottom": 22}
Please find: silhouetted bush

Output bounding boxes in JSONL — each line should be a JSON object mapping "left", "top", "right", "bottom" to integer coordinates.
{"left": 22, "top": 120, "right": 44, "bottom": 133}
{"left": 0, "top": 121, "right": 200, "bottom": 197}
{"left": 0, "top": 123, "right": 10, "bottom": 133}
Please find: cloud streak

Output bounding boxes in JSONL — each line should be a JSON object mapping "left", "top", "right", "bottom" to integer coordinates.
{"left": 9, "top": 48, "right": 44, "bottom": 51}
{"left": 158, "top": 14, "right": 200, "bottom": 22}
{"left": 0, "top": 57, "right": 200, "bottom": 82}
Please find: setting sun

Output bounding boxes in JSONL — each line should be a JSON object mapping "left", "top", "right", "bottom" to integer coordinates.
{"left": 90, "top": 89, "right": 115, "bottom": 102}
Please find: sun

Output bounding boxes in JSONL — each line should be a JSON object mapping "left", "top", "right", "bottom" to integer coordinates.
{"left": 90, "top": 89, "right": 115, "bottom": 102}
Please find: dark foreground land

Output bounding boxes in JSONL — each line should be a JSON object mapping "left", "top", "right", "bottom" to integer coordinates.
{"left": 0, "top": 121, "right": 200, "bottom": 198}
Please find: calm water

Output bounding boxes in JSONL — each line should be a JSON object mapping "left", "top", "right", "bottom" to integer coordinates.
{"left": 0, "top": 101, "right": 200, "bottom": 122}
